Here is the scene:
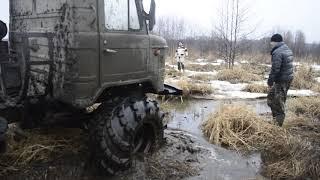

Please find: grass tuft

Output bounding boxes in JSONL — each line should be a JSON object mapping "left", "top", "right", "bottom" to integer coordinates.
{"left": 217, "top": 67, "right": 262, "bottom": 83}
{"left": 288, "top": 97, "right": 320, "bottom": 120}
{"left": 292, "top": 65, "right": 316, "bottom": 89}
{"left": 187, "top": 63, "right": 222, "bottom": 72}
{"left": 177, "top": 78, "right": 214, "bottom": 97}
{"left": 190, "top": 74, "right": 216, "bottom": 82}
{"left": 202, "top": 104, "right": 320, "bottom": 179}
{"left": 244, "top": 84, "right": 269, "bottom": 94}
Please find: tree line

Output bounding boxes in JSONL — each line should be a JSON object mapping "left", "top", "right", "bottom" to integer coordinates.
{"left": 153, "top": 0, "right": 320, "bottom": 66}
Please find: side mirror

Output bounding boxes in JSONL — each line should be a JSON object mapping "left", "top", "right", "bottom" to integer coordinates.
{"left": 148, "top": 0, "right": 156, "bottom": 31}
{"left": 0, "top": 20, "right": 8, "bottom": 41}
{"left": 143, "top": 0, "right": 156, "bottom": 31}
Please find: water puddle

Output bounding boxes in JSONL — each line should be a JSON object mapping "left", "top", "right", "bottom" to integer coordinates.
{"left": 167, "top": 99, "right": 270, "bottom": 136}
{"left": 165, "top": 99, "right": 271, "bottom": 180}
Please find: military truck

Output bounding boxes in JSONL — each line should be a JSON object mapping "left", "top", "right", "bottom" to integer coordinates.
{"left": 0, "top": 0, "right": 181, "bottom": 174}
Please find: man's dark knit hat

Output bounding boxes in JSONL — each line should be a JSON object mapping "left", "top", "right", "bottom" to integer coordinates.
{"left": 271, "top": 34, "right": 283, "bottom": 42}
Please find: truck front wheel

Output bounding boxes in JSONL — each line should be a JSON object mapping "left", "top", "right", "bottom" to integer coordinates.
{"left": 89, "top": 96, "right": 164, "bottom": 175}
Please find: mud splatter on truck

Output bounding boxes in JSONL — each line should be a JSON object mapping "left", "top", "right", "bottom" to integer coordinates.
{"left": 0, "top": 0, "right": 179, "bottom": 175}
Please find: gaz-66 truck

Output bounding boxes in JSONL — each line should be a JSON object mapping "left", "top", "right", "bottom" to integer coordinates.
{"left": 0, "top": 0, "right": 181, "bottom": 174}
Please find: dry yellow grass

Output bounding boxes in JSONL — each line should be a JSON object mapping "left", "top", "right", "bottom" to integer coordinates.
{"left": 240, "top": 63, "right": 270, "bottom": 76}
{"left": 288, "top": 96, "right": 320, "bottom": 120}
{"left": 262, "top": 137, "right": 319, "bottom": 179}
{"left": 187, "top": 63, "right": 222, "bottom": 72}
{"left": 191, "top": 74, "right": 216, "bottom": 82}
{"left": 0, "top": 128, "right": 84, "bottom": 175}
{"left": 244, "top": 84, "right": 269, "bottom": 94}
{"left": 177, "top": 78, "right": 213, "bottom": 97}
{"left": 202, "top": 105, "right": 320, "bottom": 179}
{"left": 311, "top": 83, "right": 320, "bottom": 92}
{"left": 217, "top": 67, "right": 263, "bottom": 83}
{"left": 165, "top": 65, "right": 181, "bottom": 78}
{"left": 202, "top": 105, "right": 278, "bottom": 151}
{"left": 238, "top": 53, "right": 271, "bottom": 64}
{"left": 292, "top": 65, "right": 316, "bottom": 89}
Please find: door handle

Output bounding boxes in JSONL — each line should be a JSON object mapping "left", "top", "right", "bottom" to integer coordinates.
{"left": 104, "top": 49, "right": 118, "bottom": 53}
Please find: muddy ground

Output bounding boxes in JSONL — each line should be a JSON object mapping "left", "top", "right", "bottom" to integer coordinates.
{"left": 1, "top": 99, "right": 267, "bottom": 180}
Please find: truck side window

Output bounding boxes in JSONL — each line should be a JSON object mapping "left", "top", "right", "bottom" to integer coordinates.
{"left": 105, "top": 0, "right": 129, "bottom": 31}
{"left": 129, "top": 0, "right": 141, "bottom": 30}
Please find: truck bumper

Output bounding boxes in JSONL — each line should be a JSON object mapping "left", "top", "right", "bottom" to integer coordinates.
{"left": 158, "top": 84, "right": 183, "bottom": 96}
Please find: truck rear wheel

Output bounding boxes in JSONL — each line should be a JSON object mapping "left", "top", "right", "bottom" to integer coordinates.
{"left": 89, "top": 96, "right": 164, "bottom": 175}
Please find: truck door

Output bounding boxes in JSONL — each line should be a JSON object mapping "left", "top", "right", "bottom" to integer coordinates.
{"left": 99, "top": 0, "right": 149, "bottom": 85}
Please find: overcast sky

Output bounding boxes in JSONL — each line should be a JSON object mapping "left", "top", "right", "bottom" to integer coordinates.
{"left": 1, "top": 0, "right": 320, "bottom": 43}
{"left": 154, "top": 0, "right": 320, "bottom": 43}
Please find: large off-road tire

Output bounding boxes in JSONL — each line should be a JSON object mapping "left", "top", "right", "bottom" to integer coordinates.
{"left": 89, "top": 96, "right": 164, "bottom": 175}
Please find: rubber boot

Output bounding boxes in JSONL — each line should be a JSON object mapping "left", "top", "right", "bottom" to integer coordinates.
{"left": 275, "top": 115, "right": 285, "bottom": 127}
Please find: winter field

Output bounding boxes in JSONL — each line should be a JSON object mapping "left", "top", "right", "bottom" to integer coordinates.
{"left": 165, "top": 58, "right": 320, "bottom": 100}
{"left": 159, "top": 57, "right": 320, "bottom": 179}
{"left": 1, "top": 57, "right": 320, "bottom": 180}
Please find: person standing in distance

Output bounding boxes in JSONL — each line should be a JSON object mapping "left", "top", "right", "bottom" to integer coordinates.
{"left": 175, "top": 42, "right": 188, "bottom": 73}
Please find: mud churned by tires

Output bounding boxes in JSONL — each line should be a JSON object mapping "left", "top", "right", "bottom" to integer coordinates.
{"left": 109, "top": 130, "right": 210, "bottom": 180}
{"left": 1, "top": 130, "right": 209, "bottom": 180}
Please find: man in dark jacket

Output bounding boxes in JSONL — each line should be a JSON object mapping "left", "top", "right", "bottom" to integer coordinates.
{"left": 267, "top": 34, "right": 294, "bottom": 127}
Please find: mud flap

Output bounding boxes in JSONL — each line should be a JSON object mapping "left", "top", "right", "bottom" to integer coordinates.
{"left": 158, "top": 84, "right": 183, "bottom": 96}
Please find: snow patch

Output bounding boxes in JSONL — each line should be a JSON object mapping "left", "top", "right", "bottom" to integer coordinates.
{"left": 196, "top": 58, "right": 208, "bottom": 62}
{"left": 312, "top": 64, "right": 320, "bottom": 71}
{"left": 210, "top": 80, "right": 247, "bottom": 91}
{"left": 188, "top": 62, "right": 208, "bottom": 66}
{"left": 288, "top": 90, "right": 317, "bottom": 97}
{"left": 261, "top": 64, "right": 272, "bottom": 68}
{"left": 253, "top": 81, "right": 268, "bottom": 85}
{"left": 293, "top": 62, "right": 301, "bottom": 66}
{"left": 164, "top": 78, "right": 181, "bottom": 86}
{"left": 186, "top": 70, "right": 218, "bottom": 77}
{"left": 211, "top": 62, "right": 223, "bottom": 66}
{"left": 209, "top": 80, "right": 266, "bottom": 99}
{"left": 214, "top": 91, "right": 267, "bottom": 99}
{"left": 216, "top": 59, "right": 226, "bottom": 64}
{"left": 166, "top": 64, "right": 176, "bottom": 68}
{"left": 240, "top": 60, "right": 249, "bottom": 64}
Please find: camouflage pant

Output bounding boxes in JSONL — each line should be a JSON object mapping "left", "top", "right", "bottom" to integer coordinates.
{"left": 178, "top": 62, "right": 185, "bottom": 71}
{"left": 267, "top": 81, "right": 292, "bottom": 126}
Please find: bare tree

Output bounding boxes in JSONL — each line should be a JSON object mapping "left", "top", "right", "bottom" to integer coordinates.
{"left": 283, "top": 30, "right": 294, "bottom": 49}
{"left": 152, "top": 16, "right": 187, "bottom": 56}
{"left": 294, "top": 30, "right": 306, "bottom": 57}
{"left": 215, "top": 0, "right": 253, "bottom": 68}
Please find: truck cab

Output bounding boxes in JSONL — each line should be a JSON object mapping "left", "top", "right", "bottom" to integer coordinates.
{"left": 0, "top": 0, "right": 174, "bottom": 174}
{"left": 4, "top": 0, "right": 167, "bottom": 108}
